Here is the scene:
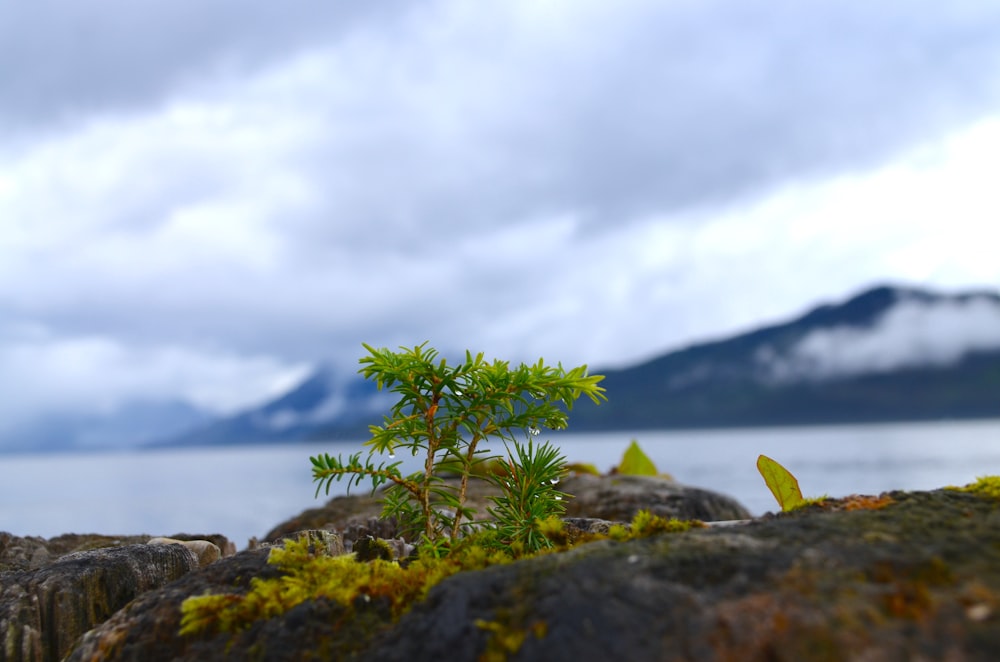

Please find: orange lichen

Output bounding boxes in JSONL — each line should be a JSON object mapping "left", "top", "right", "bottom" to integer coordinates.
{"left": 882, "top": 581, "right": 934, "bottom": 620}
{"left": 840, "top": 494, "right": 895, "bottom": 511}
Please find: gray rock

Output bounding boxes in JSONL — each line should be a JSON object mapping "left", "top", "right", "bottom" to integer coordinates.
{"left": 560, "top": 517, "right": 621, "bottom": 536}
{"left": 263, "top": 473, "right": 750, "bottom": 547}
{"left": 0, "top": 532, "right": 236, "bottom": 573}
{"left": 299, "top": 528, "right": 348, "bottom": 556}
{"left": 261, "top": 475, "right": 506, "bottom": 543}
{"left": 0, "top": 533, "right": 151, "bottom": 573}
{"left": 66, "top": 548, "right": 276, "bottom": 662}
{"left": 164, "top": 533, "right": 237, "bottom": 558}
{"left": 0, "top": 543, "right": 198, "bottom": 662}
{"left": 560, "top": 473, "right": 752, "bottom": 521}
{"left": 258, "top": 529, "right": 347, "bottom": 557}
{"left": 62, "top": 489, "right": 1000, "bottom": 661}
{"left": 0, "top": 533, "right": 51, "bottom": 573}
{"left": 66, "top": 532, "right": 347, "bottom": 662}
{"left": 147, "top": 538, "right": 222, "bottom": 568}
{"left": 262, "top": 493, "right": 385, "bottom": 542}
{"left": 364, "top": 489, "right": 1000, "bottom": 661}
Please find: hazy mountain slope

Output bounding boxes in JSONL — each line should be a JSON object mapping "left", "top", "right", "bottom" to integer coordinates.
{"left": 154, "top": 283, "right": 1000, "bottom": 447}
{"left": 568, "top": 285, "right": 1000, "bottom": 430}
{"left": 0, "top": 400, "right": 211, "bottom": 454}
{"left": 155, "top": 366, "right": 393, "bottom": 447}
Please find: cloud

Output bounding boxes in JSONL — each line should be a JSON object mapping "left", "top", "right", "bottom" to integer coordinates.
{"left": 254, "top": 388, "right": 394, "bottom": 433}
{"left": 3, "top": 0, "right": 1000, "bottom": 435}
{"left": 8, "top": 1, "right": 1000, "bottom": 226}
{"left": 281, "top": 0, "right": 1000, "bottom": 234}
{"left": 0, "top": 2, "right": 412, "bottom": 131}
{"left": 0, "top": 325, "right": 310, "bottom": 433}
{"left": 764, "top": 294, "right": 1000, "bottom": 381}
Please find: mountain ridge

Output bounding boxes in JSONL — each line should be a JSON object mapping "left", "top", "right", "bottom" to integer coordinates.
{"left": 567, "top": 283, "right": 1000, "bottom": 429}
{"left": 6, "top": 282, "right": 997, "bottom": 453}
{"left": 150, "top": 366, "right": 392, "bottom": 448}
{"left": 158, "top": 283, "right": 1000, "bottom": 446}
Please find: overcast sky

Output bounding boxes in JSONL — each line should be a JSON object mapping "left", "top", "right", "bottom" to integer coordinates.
{"left": 3, "top": 0, "right": 1000, "bottom": 430}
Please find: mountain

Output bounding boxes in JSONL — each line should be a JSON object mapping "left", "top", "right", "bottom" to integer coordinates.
{"left": 155, "top": 366, "right": 394, "bottom": 447}
{"left": 154, "top": 283, "right": 1000, "bottom": 447}
{"left": 568, "top": 284, "right": 1000, "bottom": 429}
{"left": 0, "top": 400, "right": 212, "bottom": 454}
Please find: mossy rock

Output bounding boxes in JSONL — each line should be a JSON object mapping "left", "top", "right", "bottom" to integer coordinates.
{"left": 64, "top": 487, "right": 1000, "bottom": 661}
{"left": 263, "top": 473, "right": 748, "bottom": 549}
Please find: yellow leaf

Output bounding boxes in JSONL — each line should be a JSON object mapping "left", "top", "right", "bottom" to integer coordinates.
{"left": 619, "top": 440, "right": 658, "bottom": 476}
{"left": 757, "top": 454, "right": 804, "bottom": 512}
{"left": 564, "top": 462, "right": 601, "bottom": 476}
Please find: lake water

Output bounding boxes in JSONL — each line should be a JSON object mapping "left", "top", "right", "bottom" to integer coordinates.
{"left": 2, "top": 419, "right": 999, "bottom": 549}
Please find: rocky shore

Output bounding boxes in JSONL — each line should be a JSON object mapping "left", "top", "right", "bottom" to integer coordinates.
{"left": 3, "top": 474, "right": 999, "bottom": 661}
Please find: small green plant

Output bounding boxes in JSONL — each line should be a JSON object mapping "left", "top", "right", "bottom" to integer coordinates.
{"left": 757, "top": 454, "right": 805, "bottom": 512}
{"left": 311, "top": 343, "right": 606, "bottom": 554}
{"left": 484, "top": 437, "right": 569, "bottom": 554}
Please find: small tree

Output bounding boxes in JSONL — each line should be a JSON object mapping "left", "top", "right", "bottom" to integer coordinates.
{"left": 311, "top": 343, "right": 605, "bottom": 553}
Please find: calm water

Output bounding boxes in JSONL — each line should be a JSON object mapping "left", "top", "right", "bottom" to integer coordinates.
{"left": 2, "top": 419, "right": 999, "bottom": 548}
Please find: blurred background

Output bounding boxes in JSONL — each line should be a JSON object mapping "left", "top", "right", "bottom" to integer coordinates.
{"left": 2, "top": 1, "right": 999, "bottom": 544}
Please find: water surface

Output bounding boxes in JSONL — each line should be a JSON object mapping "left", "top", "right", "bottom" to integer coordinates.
{"left": 2, "top": 419, "right": 998, "bottom": 547}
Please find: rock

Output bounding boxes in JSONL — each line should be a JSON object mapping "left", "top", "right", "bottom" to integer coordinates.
{"left": 0, "top": 533, "right": 151, "bottom": 573}
{"left": 365, "top": 489, "right": 1000, "bottom": 661}
{"left": 65, "top": 548, "right": 276, "bottom": 662}
{"left": 253, "top": 529, "right": 346, "bottom": 557}
{"left": 560, "top": 473, "right": 752, "bottom": 521}
{"left": 262, "top": 493, "right": 385, "bottom": 541}
{"left": 147, "top": 538, "right": 222, "bottom": 568}
{"left": 63, "top": 488, "right": 1000, "bottom": 661}
{"left": 262, "top": 476, "right": 509, "bottom": 544}
{"left": 0, "top": 532, "right": 236, "bottom": 573}
{"left": 263, "top": 473, "right": 750, "bottom": 549}
{"left": 339, "top": 516, "right": 407, "bottom": 548}
{"left": 560, "top": 517, "right": 621, "bottom": 536}
{"left": 353, "top": 535, "right": 414, "bottom": 561}
{"left": 0, "top": 543, "right": 199, "bottom": 662}
{"left": 0, "top": 533, "right": 52, "bottom": 572}
{"left": 164, "top": 533, "right": 237, "bottom": 558}
{"left": 66, "top": 532, "right": 347, "bottom": 662}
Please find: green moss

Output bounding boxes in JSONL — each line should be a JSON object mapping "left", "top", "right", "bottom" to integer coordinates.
{"left": 786, "top": 495, "right": 831, "bottom": 511}
{"left": 180, "top": 507, "right": 708, "bottom": 642}
{"left": 629, "top": 510, "right": 704, "bottom": 536}
{"left": 606, "top": 510, "right": 703, "bottom": 541}
{"left": 607, "top": 524, "right": 630, "bottom": 541}
{"left": 180, "top": 534, "right": 514, "bottom": 638}
{"left": 949, "top": 476, "right": 1000, "bottom": 500}
{"left": 354, "top": 536, "right": 394, "bottom": 562}
{"left": 536, "top": 515, "right": 571, "bottom": 547}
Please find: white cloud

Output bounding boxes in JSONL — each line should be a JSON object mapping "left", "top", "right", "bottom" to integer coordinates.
{"left": 765, "top": 294, "right": 1000, "bottom": 381}
{"left": 0, "top": 330, "right": 310, "bottom": 433}
{"left": 255, "top": 388, "right": 395, "bottom": 433}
